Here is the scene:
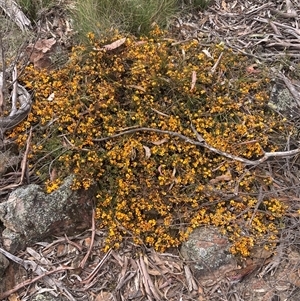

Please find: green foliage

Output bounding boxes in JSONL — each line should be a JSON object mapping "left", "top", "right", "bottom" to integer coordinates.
{"left": 72, "top": 0, "right": 179, "bottom": 41}
{"left": 14, "top": 27, "right": 292, "bottom": 255}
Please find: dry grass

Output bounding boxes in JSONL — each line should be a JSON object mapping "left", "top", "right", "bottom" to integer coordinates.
{"left": 71, "top": 0, "right": 212, "bottom": 42}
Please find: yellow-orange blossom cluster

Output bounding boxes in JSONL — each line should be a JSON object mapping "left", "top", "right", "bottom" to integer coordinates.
{"left": 11, "top": 27, "right": 291, "bottom": 255}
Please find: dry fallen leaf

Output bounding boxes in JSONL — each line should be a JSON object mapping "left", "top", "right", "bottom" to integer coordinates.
{"left": 83, "top": 237, "right": 91, "bottom": 248}
{"left": 147, "top": 269, "right": 162, "bottom": 276}
{"left": 209, "top": 170, "right": 232, "bottom": 184}
{"left": 127, "top": 84, "right": 146, "bottom": 92}
{"left": 190, "top": 70, "right": 197, "bottom": 91}
{"left": 143, "top": 145, "right": 151, "bottom": 159}
{"left": 246, "top": 64, "right": 260, "bottom": 74}
{"left": 56, "top": 244, "right": 67, "bottom": 257}
{"left": 198, "top": 286, "right": 205, "bottom": 301}
{"left": 47, "top": 92, "right": 55, "bottom": 101}
{"left": 134, "top": 40, "right": 147, "bottom": 46}
{"left": 202, "top": 49, "right": 213, "bottom": 59}
{"left": 95, "top": 291, "right": 113, "bottom": 301}
{"left": 158, "top": 165, "right": 163, "bottom": 176}
{"left": 8, "top": 294, "right": 20, "bottom": 301}
{"left": 34, "top": 38, "right": 56, "bottom": 53}
{"left": 152, "top": 138, "right": 169, "bottom": 145}
{"left": 172, "top": 167, "right": 176, "bottom": 178}
{"left": 221, "top": 0, "right": 227, "bottom": 10}
{"left": 50, "top": 167, "right": 57, "bottom": 181}
{"left": 103, "top": 37, "right": 126, "bottom": 50}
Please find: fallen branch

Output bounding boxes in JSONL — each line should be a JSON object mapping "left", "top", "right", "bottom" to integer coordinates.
{"left": 0, "top": 34, "right": 5, "bottom": 112}
{"left": 0, "top": 71, "right": 32, "bottom": 133}
{"left": 80, "top": 248, "right": 112, "bottom": 285}
{"left": 93, "top": 125, "right": 300, "bottom": 166}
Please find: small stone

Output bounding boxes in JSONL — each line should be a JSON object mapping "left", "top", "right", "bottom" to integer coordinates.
{"left": 0, "top": 176, "right": 93, "bottom": 253}
{"left": 181, "top": 226, "right": 236, "bottom": 274}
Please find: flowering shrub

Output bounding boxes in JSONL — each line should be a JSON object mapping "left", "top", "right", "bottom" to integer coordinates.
{"left": 13, "top": 27, "right": 291, "bottom": 255}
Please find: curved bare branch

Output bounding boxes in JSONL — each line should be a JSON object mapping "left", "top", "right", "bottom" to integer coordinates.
{"left": 93, "top": 125, "right": 300, "bottom": 166}
{"left": 0, "top": 71, "right": 32, "bottom": 133}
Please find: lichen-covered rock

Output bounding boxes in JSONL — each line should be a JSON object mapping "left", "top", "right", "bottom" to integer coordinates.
{"left": 181, "top": 226, "right": 236, "bottom": 274}
{"left": 268, "top": 80, "right": 300, "bottom": 120}
{"left": 0, "top": 150, "right": 20, "bottom": 177}
{"left": 0, "top": 253, "right": 9, "bottom": 279}
{"left": 0, "top": 176, "right": 93, "bottom": 253}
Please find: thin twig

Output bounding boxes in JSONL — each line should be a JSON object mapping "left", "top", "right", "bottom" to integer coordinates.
{"left": 20, "top": 127, "right": 32, "bottom": 184}
{"left": 247, "top": 186, "right": 264, "bottom": 227}
{"left": 80, "top": 209, "right": 95, "bottom": 268}
{"left": 10, "top": 65, "right": 18, "bottom": 116}
{"left": 64, "top": 234, "right": 83, "bottom": 252}
{"left": 80, "top": 248, "right": 112, "bottom": 285}
{"left": 210, "top": 52, "right": 223, "bottom": 74}
{"left": 0, "top": 33, "right": 6, "bottom": 113}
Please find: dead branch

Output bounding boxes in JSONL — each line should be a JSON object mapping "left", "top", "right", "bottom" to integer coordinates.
{"left": 10, "top": 65, "right": 18, "bottom": 116}
{"left": 0, "top": 34, "right": 5, "bottom": 113}
{"left": 0, "top": 71, "right": 32, "bottom": 133}
{"left": 93, "top": 125, "right": 300, "bottom": 166}
{"left": 80, "top": 249, "right": 112, "bottom": 285}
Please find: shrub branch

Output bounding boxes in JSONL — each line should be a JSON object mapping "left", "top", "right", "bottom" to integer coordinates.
{"left": 93, "top": 124, "right": 300, "bottom": 166}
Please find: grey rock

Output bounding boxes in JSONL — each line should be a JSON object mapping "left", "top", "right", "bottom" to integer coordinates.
{"left": 0, "top": 252, "right": 9, "bottom": 278}
{"left": 1, "top": 230, "right": 22, "bottom": 254}
{"left": 0, "top": 176, "right": 93, "bottom": 253}
{"left": 0, "top": 150, "right": 20, "bottom": 176}
{"left": 181, "top": 226, "right": 235, "bottom": 274}
{"left": 268, "top": 80, "right": 300, "bottom": 120}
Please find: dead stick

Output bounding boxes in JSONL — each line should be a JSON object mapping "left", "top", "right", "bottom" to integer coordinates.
{"left": 93, "top": 126, "right": 300, "bottom": 166}
{"left": 80, "top": 248, "right": 112, "bottom": 284}
{"left": 80, "top": 209, "right": 95, "bottom": 268}
{"left": 20, "top": 127, "right": 32, "bottom": 184}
